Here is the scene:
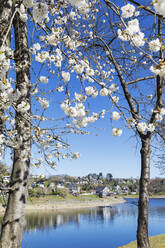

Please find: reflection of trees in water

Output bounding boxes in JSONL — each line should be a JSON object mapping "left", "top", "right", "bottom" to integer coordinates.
{"left": 114, "top": 204, "right": 137, "bottom": 218}
{"left": 149, "top": 207, "right": 165, "bottom": 218}
{"left": 25, "top": 210, "right": 81, "bottom": 232}
{"left": 24, "top": 205, "right": 138, "bottom": 233}
{"left": 24, "top": 202, "right": 165, "bottom": 233}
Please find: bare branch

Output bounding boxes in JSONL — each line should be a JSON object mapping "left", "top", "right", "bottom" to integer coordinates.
{"left": 97, "top": 35, "right": 139, "bottom": 120}
{"left": 127, "top": 76, "right": 156, "bottom": 85}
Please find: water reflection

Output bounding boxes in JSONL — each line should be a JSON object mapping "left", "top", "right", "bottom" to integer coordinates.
{"left": 1, "top": 199, "right": 164, "bottom": 248}
{"left": 25, "top": 203, "right": 138, "bottom": 233}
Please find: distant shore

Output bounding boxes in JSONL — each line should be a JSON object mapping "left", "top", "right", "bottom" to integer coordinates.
{"left": 0, "top": 196, "right": 125, "bottom": 215}
{"left": 1, "top": 194, "right": 165, "bottom": 215}
{"left": 26, "top": 196, "right": 126, "bottom": 212}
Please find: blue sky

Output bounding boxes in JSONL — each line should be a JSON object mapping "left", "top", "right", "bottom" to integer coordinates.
{"left": 30, "top": 111, "right": 162, "bottom": 179}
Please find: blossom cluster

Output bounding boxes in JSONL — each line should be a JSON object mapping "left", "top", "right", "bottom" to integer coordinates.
{"left": 68, "top": 0, "right": 90, "bottom": 14}
{"left": 0, "top": 46, "right": 11, "bottom": 80}
{"left": 150, "top": 60, "right": 165, "bottom": 77}
{"left": 153, "top": 0, "right": 165, "bottom": 17}
{"left": 136, "top": 108, "right": 165, "bottom": 134}
{"left": 137, "top": 122, "right": 155, "bottom": 134}
{"left": 118, "top": 18, "right": 145, "bottom": 47}
{"left": 148, "top": 38, "right": 161, "bottom": 52}
{"left": 121, "top": 3, "right": 136, "bottom": 18}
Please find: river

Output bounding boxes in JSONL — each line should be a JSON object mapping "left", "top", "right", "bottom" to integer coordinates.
{"left": 22, "top": 198, "right": 165, "bottom": 248}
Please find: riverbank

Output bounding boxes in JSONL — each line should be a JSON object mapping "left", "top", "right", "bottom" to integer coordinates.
{"left": 26, "top": 195, "right": 125, "bottom": 212}
{"left": 119, "top": 234, "right": 165, "bottom": 248}
{"left": 0, "top": 195, "right": 125, "bottom": 214}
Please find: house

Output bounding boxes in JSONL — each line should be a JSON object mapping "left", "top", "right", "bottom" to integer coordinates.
{"left": 131, "top": 191, "right": 137, "bottom": 195}
{"left": 2, "top": 176, "right": 10, "bottom": 184}
{"left": 49, "top": 182, "right": 55, "bottom": 188}
{"left": 114, "top": 185, "right": 121, "bottom": 191}
{"left": 66, "top": 184, "right": 81, "bottom": 195}
{"left": 36, "top": 182, "right": 45, "bottom": 188}
{"left": 56, "top": 182, "right": 64, "bottom": 189}
{"left": 96, "top": 186, "right": 110, "bottom": 197}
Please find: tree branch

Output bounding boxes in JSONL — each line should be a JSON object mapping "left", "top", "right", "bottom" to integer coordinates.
{"left": 97, "top": 35, "right": 139, "bottom": 120}
{"left": 127, "top": 76, "right": 156, "bottom": 85}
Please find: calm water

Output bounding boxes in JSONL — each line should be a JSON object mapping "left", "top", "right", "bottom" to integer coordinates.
{"left": 22, "top": 198, "right": 165, "bottom": 248}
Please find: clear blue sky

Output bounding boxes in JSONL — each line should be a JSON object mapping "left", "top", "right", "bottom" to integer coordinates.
{"left": 30, "top": 111, "right": 162, "bottom": 179}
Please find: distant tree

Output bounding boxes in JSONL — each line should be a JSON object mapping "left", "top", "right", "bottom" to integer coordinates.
{"left": 98, "top": 172, "right": 103, "bottom": 180}
{"left": 106, "top": 173, "right": 113, "bottom": 182}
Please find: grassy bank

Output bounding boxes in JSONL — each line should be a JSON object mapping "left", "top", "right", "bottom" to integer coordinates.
{"left": 119, "top": 234, "right": 165, "bottom": 248}
{"left": 0, "top": 194, "right": 125, "bottom": 214}
{"left": 27, "top": 193, "right": 100, "bottom": 203}
{"left": 25, "top": 194, "right": 125, "bottom": 212}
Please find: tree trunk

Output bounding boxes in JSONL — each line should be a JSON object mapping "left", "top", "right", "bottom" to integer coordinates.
{"left": 0, "top": 3, "right": 31, "bottom": 247}
{"left": 137, "top": 137, "right": 151, "bottom": 248}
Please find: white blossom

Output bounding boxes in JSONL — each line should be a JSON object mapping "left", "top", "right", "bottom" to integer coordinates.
{"left": 149, "top": 38, "right": 161, "bottom": 52}
{"left": 137, "top": 122, "right": 147, "bottom": 133}
{"left": 35, "top": 51, "right": 49, "bottom": 63}
{"left": 121, "top": 4, "right": 135, "bottom": 18}
{"left": 73, "top": 64, "right": 84, "bottom": 74}
{"left": 148, "top": 124, "right": 155, "bottom": 132}
{"left": 0, "top": 134, "right": 4, "bottom": 145}
{"left": 33, "top": 3, "right": 48, "bottom": 23}
{"left": 38, "top": 97, "right": 49, "bottom": 109}
{"left": 91, "top": 90, "right": 98, "bottom": 98}
{"left": 131, "top": 32, "right": 145, "bottom": 47}
{"left": 112, "top": 111, "right": 120, "bottom": 121}
{"left": 153, "top": 0, "right": 165, "bottom": 17}
{"left": 100, "top": 88, "right": 109, "bottom": 96}
{"left": 109, "top": 84, "right": 118, "bottom": 94}
{"left": 150, "top": 63, "right": 165, "bottom": 77}
{"left": 17, "top": 101, "right": 30, "bottom": 113}
{"left": 40, "top": 76, "right": 48, "bottom": 84}
{"left": 85, "top": 67, "right": 95, "bottom": 77}
{"left": 160, "top": 108, "right": 165, "bottom": 115}
{"left": 72, "top": 152, "right": 80, "bottom": 159}
{"left": 155, "top": 113, "right": 163, "bottom": 122}
{"left": 57, "top": 86, "right": 64, "bottom": 92}
{"left": 68, "top": 0, "right": 90, "bottom": 13}
{"left": 112, "top": 96, "right": 119, "bottom": 103}
{"left": 61, "top": 71, "right": 70, "bottom": 82}
{"left": 85, "top": 86, "right": 95, "bottom": 96}
{"left": 127, "top": 19, "right": 140, "bottom": 35}
{"left": 112, "top": 128, "right": 122, "bottom": 136}
{"left": 118, "top": 19, "right": 145, "bottom": 47}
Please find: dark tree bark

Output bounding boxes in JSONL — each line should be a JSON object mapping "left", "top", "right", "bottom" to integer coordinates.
{"left": 0, "top": 2, "right": 31, "bottom": 247}
{"left": 137, "top": 136, "right": 151, "bottom": 248}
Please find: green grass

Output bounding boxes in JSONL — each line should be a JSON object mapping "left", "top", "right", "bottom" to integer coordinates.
{"left": 27, "top": 194, "right": 102, "bottom": 204}
{"left": 119, "top": 234, "right": 165, "bottom": 248}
